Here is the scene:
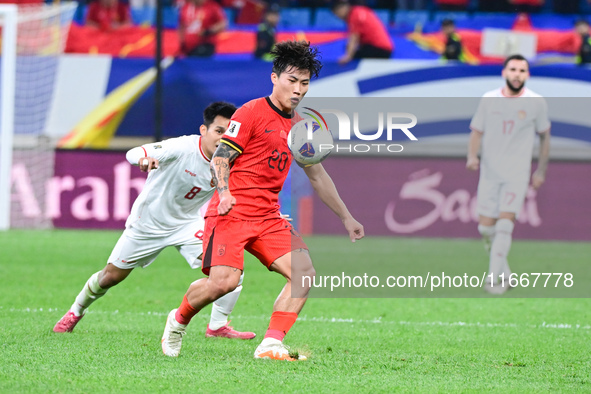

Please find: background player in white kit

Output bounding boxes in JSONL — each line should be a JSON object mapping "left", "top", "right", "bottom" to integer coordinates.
{"left": 467, "top": 54, "right": 551, "bottom": 294}
{"left": 54, "top": 102, "right": 255, "bottom": 339}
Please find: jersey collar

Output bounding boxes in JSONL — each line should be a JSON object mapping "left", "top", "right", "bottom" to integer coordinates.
{"left": 198, "top": 136, "right": 211, "bottom": 162}
{"left": 265, "top": 96, "right": 292, "bottom": 119}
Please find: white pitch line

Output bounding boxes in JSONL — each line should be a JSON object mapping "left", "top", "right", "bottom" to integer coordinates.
{"left": 296, "top": 315, "right": 591, "bottom": 330}
{"left": 1, "top": 306, "right": 590, "bottom": 331}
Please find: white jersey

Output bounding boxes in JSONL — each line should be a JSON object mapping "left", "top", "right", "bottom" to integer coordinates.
{"left": 470, "top": 87, "right": 551, "bottom": 182}
{"left": 126, "top": 135, "right": 214, "bottom": 236}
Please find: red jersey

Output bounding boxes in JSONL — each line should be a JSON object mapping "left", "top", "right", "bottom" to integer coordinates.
{"left": 86, "top": 1, "right": 130, "bottom": 30}
{"left": 206, "top": 97, "right": 299, "bottom": 220}
{"left": 0, "top": 0, "right": 42, "bottom": 3}
{"left": 179, "top": 0, "right": 225, "bottom": 49}
{"left": 347, "top": 6, "right": 393, "bottom": 52}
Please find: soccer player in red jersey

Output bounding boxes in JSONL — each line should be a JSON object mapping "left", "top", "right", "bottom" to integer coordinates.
{"left": 332, "top": 0, "right": 393, "bottom": 65}
{"left": 178, "top": 0, "right": 227, "bottom": 57}
{"left": 86, "top": 0, "right": 131, "bottom": 31}
{"left": 161, "top": 41, "right": 365, "bottom": 360}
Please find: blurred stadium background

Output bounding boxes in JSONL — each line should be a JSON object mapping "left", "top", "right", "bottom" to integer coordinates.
{"left": 1, "top": 0, "right": 589, "bottom": 237}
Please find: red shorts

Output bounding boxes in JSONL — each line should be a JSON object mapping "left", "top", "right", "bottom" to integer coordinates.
{"left": 201, "top": 215, "right": 308, "bottom": 276}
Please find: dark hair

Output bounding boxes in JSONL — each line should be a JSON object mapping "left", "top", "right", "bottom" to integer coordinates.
{"left": 503, "top": 54, "right": 529, "bottom": 69}
{"left": 270, "top": 40, "right": 323, "bottom": 79}
{"left": 203, "top": 101, "right": 236, "bottom": 127}
{"left": 575, "top": 18, "right": 589, "bottom": 27}
{"left": 441, "top": 18, "right": 455, "bottom": 28}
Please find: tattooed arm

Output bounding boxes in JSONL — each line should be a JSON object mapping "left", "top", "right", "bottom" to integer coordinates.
{"left": 210, "top": 142, "right": 240, "bottom": 215}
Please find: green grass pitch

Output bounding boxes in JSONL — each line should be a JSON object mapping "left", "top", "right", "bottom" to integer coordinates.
{"left": 1, "top": 230, "right": 590, "bottom": 392}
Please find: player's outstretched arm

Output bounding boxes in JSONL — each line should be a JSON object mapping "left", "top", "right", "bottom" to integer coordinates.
{"left": 126, "top": 147, "right": 159, "bottom": 172}
{"left": 211, "top": 142, "right": 240, "bottom": 215}
{"left": 303, "top": 164, "right": 364, "bottom": 242}
{"left": 532, "top": 130, "right": 551, "bottom": 189}
{"left": 466, "top": 130, "right": 482, "bottom": 171}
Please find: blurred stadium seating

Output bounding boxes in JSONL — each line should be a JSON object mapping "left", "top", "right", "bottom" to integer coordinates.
{"left": 65, "top": 2, "right": 591, "bottom": 61}
{"left": 130, "top": 6, "right": 155, "bottom": 26}
{"left": 313, "top": 7, "right": 347, "bottom": 29}
{"left": 432, "top": 11, "right": 470, "bottom": 24}
{"left": 394, "top": 10, "right": 430, "bottom": 30}
{"left": 70, "top": 2, "right": 590, "bottom": 31}
{"left": 374, "top": 8, "right": 391, "bottom": 26}
{"left": 279, "top": 7, "right": 312, "bottom": 28}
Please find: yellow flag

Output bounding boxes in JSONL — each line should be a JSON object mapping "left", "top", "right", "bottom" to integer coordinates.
{"left": 58, "top": 57, "right": 173, "bottom": 149}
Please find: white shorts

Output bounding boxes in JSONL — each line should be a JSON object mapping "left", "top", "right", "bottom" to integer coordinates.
{"left": 477, "top": 179, "right": 528, "bottom": 218}
{"left": 108, "top": 220, "right": 205, "bottom": 270}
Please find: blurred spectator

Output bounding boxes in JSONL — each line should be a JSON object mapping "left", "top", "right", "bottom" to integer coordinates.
{"left": 86, "top": 0, "right": 132, "bottom": 31}
{"left": 254, "top": 4, "right": 279, "bottom": 60}
{"left": 478, "top": 0, "right": 510, "bottom": 12}
{"left": 178, "top": 0, "right": 227, "bottom": 57}
{"left": 332, "top": 0, "right": 393, "bottom": 65}
{"left": 221, "top": 0, "right": 266, "bottom": 25}
{"left": 441, "top": 18, "right": 463, "bottom": 61}
{"left": 434, "top": 0, "right": 469, "bottom": 11}
{"left": 575, "top": 19, "right": 591, "bottom": 65}
{"left": 396, "top": 0, "right": 425, "bottom": 10}
{"left": 508, "top": 0, "right": 544, "bottom": 13}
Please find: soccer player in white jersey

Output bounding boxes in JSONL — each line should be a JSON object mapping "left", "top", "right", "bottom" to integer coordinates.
{"left": 467, "top": 54, "right": 551, "bottom": 294}
{"left": 53, "top": 102, "right": 255, "bottom": 339}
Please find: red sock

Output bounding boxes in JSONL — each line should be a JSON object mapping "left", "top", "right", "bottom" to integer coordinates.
{"left": 264, "top": 311, "right": 298, "bottom": 341}
{"left": 175, "top": 295, "right": 200, "bottom": 325}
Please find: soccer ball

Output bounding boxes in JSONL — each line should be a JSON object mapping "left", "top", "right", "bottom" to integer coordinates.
{"left": 287, "top": 119, "right": 334, "bottom": 167}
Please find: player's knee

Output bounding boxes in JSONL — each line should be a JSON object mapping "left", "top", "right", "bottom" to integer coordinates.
{"left": 238, "top": 272, "right": 244, "bottom": 286}
{"left": 301, "top": 263, "right": 315, "bottom": 282}
{"left": 292, "top": 264, "right": 315, "bottom": 299}
{"left": 293, "top": 261, "right": 315, "bottom": 285}
{"left": 478, "top": 224, "right": 495, "bottom": 238}
{"left": 208, "top": 277, "right": 239, "bottom": 299}
{"left": 283, "top": 252, "right": 315, "bottom": 282}
{"left": 99, "top": 265, "right": 131, "bottom": 288}
{"left": 300, "top": 269, "right": 316, "bottom": 291}
{"left": 495, "top": 218, "right": 514, "bottom": 235}
{"left": 99, "top": 275, "right": 122, "bottom": 289}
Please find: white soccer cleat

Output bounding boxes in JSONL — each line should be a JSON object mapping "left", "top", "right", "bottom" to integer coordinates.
{"left": 484, "top": 280, "right": 511, "bottom": 295}
{"left": 161, "top": 309, "right": 187, "bottom": 357}
{"left": 254, "top": 337, "right": 307, "bottom": 361}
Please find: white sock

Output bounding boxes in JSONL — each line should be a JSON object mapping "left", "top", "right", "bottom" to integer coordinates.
{"left": 478, "top": 224, "right": 496, "bottom": 253}
{"left": 209, "top": 273, "right": 244, "bottom": 330}
{"left": 70, "top": 271, "right": 108, "bottom": 317}
{"left": 489, "top": 219, "right": 514, "bottom": 282}
{"left": 209, "top": 285, "right": 242, "bottom": 330}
